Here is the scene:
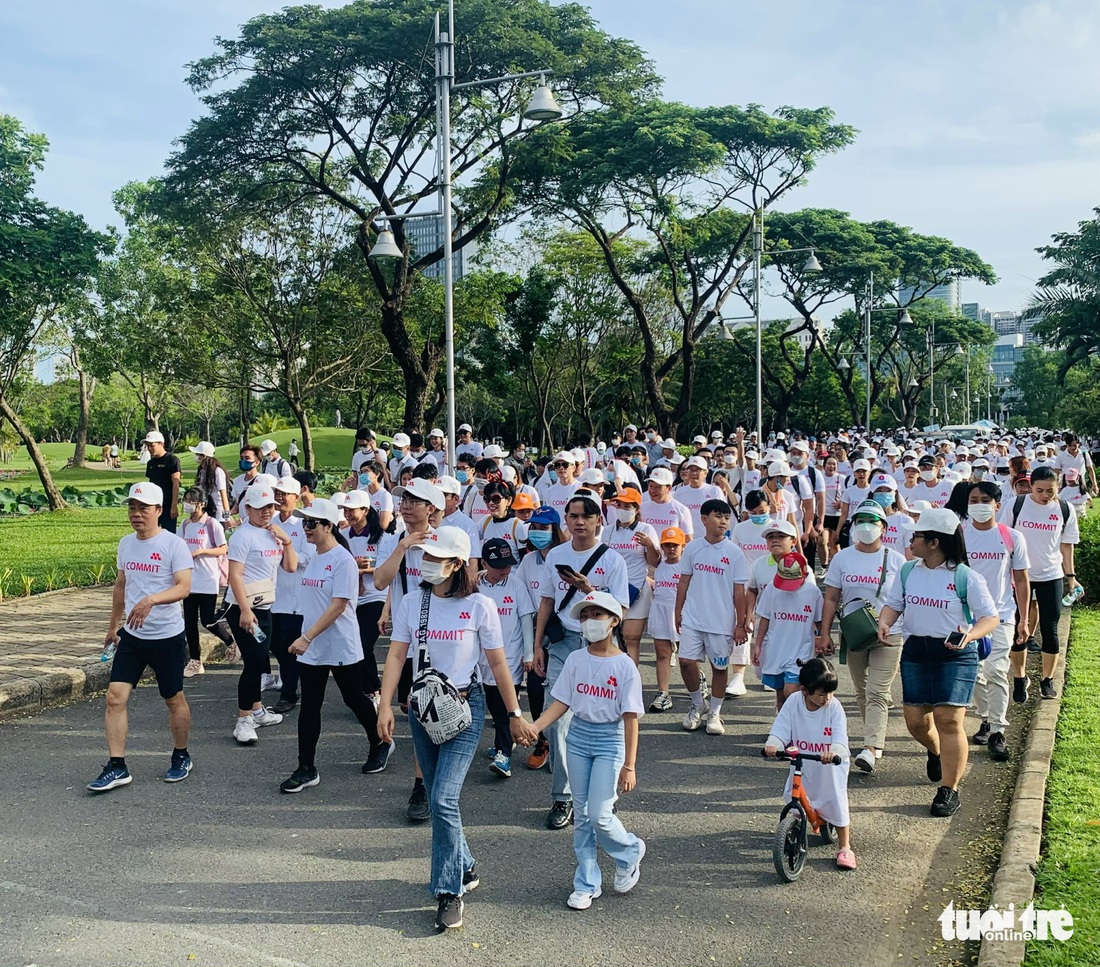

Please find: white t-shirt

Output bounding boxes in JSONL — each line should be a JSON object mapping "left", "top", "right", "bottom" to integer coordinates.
{"left": 884, "top": 560, "right": 998, "bottom": 637}
{"left": 480, "top": 516, "right": 527, "bottom": 559}
{"left": 209, "top": 466, "right": 229, "bottom": 519}
{"left": 366, "top": 486, "right": 394, "bottom": 520}
{"left": 742, "top": 467, "right": 762, "bottom": 493}
{"left": 179, "top": 515, "right": 226, "bottom": 596}
{"left": 676, "top": 483, "right": 724, "bottom": 538}
{"left": 764, "top": 487, "right": 798, "bottom": 523}
{"left": 346, "top": 525, "right": 387, "bottom": 606}
{"left": 456, "top": 439, "right": 484, "bottom": 460}
{"left": 914, "top": 478, "right": 955, "bottom": 508}
{"left": 351, "top": 448, "right": 386, "bottom": 473}
{"left": 640, "top": 497, "right": 694, "bottom": 540}
{"left": 652, "top": 558, "right": 683, "bottom": 608}
{"left": 755, "top": 581, "right": 823, "bottom": 677}
{"left": 516, "top": 550, "right": 553, "bottom": 618}
{"left": 998, "top": 495, "right": 1079, "bottom": 582}
{"left": 442, "top": 510, "right": 482, "bottom": 551}
{"left": 551, "top": 648, "right": 645, "bottom": 724}
{"left": 749, "top": 553, "right": 779, "bottom": 593}
{"left": 784, "top": 474, "right": 814, "bottom": 526}
{"left": 543, "top": 481, "right": 580, "bottom": 523}
{"left": 477, "top": 573, "right": 525, "bottom": 686}
{"left": 960, "top": 521, "right": 1030, "bottom": 620}
{"left": 604, "top": 520, "right": 659, "bottom": 589}
{"left": 880, "top": 513, "right": 910, "bottom": 555}
{"left": 296, "top": 545, "right": 362, "bottom": 666}
{"left": 766, "top": 695, "right": 851, "bottom": 828}
{"left": 272, "top": 513, "right": 312, "bottom": 615}
{"left": 822, "top": 473, "right": 842, "bottom": 515}
{"left": 225, "top": 520, "right": 285, "bottom": 607}
{"left": 391, "top": 590, "right": 504, "bottom": 689}
{"left": 840, "top": 484, "right": 871, "bottom": 512}
{"left": 731, "top": 519, "right": 771, "bottom": 569}
{"left": 375, "top": 528, "right": 433, "bottom": 619}
{"left": 230, "top": 472, "right": 259, "bottom": 507}
{"left": 1054, "top": 448, "right": 1091, "bottom": 477}
{"left": 541, "top": 543, "right": 630, "bottom": 634}
{"left": 678, "top": 537, "right": 750, "bottom": 633}
{"left": 824, "top": 544, "right": 906, "bottom": 615}
{"left": 116, "top": 530, "right": 193, "bottom": 640}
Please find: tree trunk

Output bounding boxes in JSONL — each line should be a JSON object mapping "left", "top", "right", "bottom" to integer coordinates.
{"left": 0, "top": 395, "right": 68, "bottom": 510}
{"left": 286, "top": 396, "right": 315, "bottom": 472}
{"left": 72, "top": 369, "right": 93, "bottom": 468}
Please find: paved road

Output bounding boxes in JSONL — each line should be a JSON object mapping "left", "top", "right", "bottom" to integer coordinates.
{"left": 0, "top": 652, "right": 1028, "bottom": 967}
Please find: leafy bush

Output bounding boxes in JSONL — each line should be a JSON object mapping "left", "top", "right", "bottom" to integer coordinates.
{"left": 1074, "top": 513, "right": 1100, "bottom": 603}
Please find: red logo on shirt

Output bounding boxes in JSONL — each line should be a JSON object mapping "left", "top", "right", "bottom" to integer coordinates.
{"left": 804, "top": 604, "right": 813, "bottom": 613}
{"left": 150, "top": 552, "right": 162, "bottom": 561}
{"left": 593, "top": 567, "right": 605, "bottom": 575}
{"left": 947, "top": 584, "right": 955, "bottom": 592}
{"left": 720, "top": 556, "right": 730, "bottom": 565}
{"left": 459, "top": 611, "right": 471, "bottom": 620}
{"left": 1050, "top": 513, "right": 1060, "bottom": 522}
{"left": 824, "top": 726, "right": 833, "bottom": 737}
{"left": 607, "top": 675, "right": 618, "bottom": 687}
{"left": 503, "top": 596, "right": 514, "bottom": 604}
{"left": 324, "top": 564, "right": 332, "bottom": 572}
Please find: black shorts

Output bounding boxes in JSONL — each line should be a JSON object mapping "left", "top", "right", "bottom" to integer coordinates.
{"left": 824, "top": 514, "right": 840, "bottom": 531}
{"left": 109, "top": 629, "right": 187, "bottom": 698}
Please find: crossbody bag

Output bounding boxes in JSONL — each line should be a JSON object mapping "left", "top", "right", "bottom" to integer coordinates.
{"left": 407, "top": 589, "right": 473, "bottom": 744}
{"left": 544, "top": 544, "right": 609, "bottom": 643}
{"left": 839, "top": 548, "right": 889, "bottom": 658}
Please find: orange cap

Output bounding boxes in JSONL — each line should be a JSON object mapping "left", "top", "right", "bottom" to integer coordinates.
{"left": 659, "top": 526, "right": 687, "bottom": 545}
{"left": 511, "top": 491, "right": 537, "bottom": 510}
{"left": 611, "top": 487, "right": 642, "bottom": 505}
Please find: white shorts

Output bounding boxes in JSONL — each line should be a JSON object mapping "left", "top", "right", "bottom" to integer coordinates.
{"left": 679, "top": 625, "right": 747, "bottom": 669}
{"left": 648, "top": 599, "right": 679, "bottom": 643}
{"left": 624, "top": 578, "right": 653, "bottom": 621}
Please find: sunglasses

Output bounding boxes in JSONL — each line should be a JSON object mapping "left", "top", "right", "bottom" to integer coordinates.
{"left": 552, "top": 462, "right": 570, "bottom": 469}
{"left": 485, "top": 495, "right": 508, "bottom": 504}
{"left": 302, "top": 518, "right": 324, "bottom": 530}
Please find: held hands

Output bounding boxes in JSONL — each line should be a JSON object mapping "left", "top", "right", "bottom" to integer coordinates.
{"left": 618, "top": 765, "right": 636, "bottom": 794}
{"left": 733, "top": 622, "right": 748, "bottom": 645}
{"left": 510, "top": 716, "right": 538, "bottom": 747}
{"left": 877, "top": 621, "right": 893, "bottom": 645}
{"left": 814, "top": 632, "right": 834, "bottom": 656}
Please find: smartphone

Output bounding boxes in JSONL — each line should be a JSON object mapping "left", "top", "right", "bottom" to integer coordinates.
{"left": 555, "top": 564, "right": 579, "bottom": 577}
{"left": 946, "top": 631, "right": 965, "bottom": 647}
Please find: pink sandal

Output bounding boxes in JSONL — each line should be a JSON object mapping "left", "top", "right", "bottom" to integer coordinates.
{"left": 836, "top": 848, "right": 858, "bottom": 870}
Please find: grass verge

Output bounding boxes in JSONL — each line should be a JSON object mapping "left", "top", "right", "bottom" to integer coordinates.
{"left": 0, "top": 508, "right": 128, "bottom": 598}
{"left": 1023, "top": 607, "right": 1100, "bottom": 966}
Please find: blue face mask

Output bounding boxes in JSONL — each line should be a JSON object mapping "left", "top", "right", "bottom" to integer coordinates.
{"left": 528, "top": 529, "right": 553, "bottom": 549}
{"left": 455, "top": 469, "right": 469, "bottom": 484}
{"left": 548, "top": 468, "right": 558, "bottom": 484}
{"left": 750, "top": 513, "right": 770, "bottom": 526}
{"left": 239, "top": 459, "right": 254, "bottom": 472}
{"left": 630, "top": 457, "right": 641, "bottom": 466}
{"left": 358, "top": 473, "right": 372, "bottom": 487}
{"left": 872, "top": 492, "right": 894, "bottom": 509}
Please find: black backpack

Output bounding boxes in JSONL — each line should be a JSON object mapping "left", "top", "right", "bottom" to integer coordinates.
{"left": 1011, "top": 495, "right": 1070, "bottom": 532}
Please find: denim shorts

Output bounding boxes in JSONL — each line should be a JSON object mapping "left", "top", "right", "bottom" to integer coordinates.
{"left": 761, "top": 670, "right": 801, "bottom": 691}
{"left": 900, "top": 635, "right": 979, "bottom": 707}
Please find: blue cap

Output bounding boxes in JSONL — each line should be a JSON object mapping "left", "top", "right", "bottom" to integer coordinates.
{"left": 530, "top": 504, "right": 561, "bottom": 526}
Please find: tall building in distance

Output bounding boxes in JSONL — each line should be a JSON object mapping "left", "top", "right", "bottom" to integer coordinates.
{"left": 404, "top": 215, "right": 478, "bottom": 281}
{"left": 899, "top": 277, "right": 960, "bottom": 312}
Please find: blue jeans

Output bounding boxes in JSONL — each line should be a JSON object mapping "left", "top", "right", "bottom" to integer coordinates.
{"left": 567, "top": 717, "right": 642, "bottom": 894}
{"left": 408, "top": 683, "right": 485, "bottom": 897}
{"left": 546, "top": 631, "right": 584, "bottom": 802}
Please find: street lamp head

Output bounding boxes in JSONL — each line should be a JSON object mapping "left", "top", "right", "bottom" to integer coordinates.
{"left": 908, "top": 377, "right": 919, "bottom": 388}
{"left": 954, "top": 345, "right": 965, "bottom": 356}
{"left": 367, "top": 229, "right": 403, "bottom": 261}
{"left": 720, "top": 324, "right": 735, "bottom": 341}
{"left": 802, "top": 250, "right": 823, "bottom": 273}
{"left": 837, "top": 357, "right": 850, "bottom": 371}
{"left": 523, "top": 78, "right": 563, "bottom": 121}
{"left": 898, "top": 308, "right": 914, "bottom": 325}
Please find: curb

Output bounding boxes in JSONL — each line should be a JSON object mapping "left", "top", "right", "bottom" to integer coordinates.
{"left": 978, "top": 610, "right": 1071, "bottom": 967}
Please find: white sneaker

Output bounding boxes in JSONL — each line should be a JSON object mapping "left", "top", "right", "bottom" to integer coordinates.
{"left": 705, "top": 711, "right": 725, "bottom": 735}
{"left": 183, "top": 659, "right": 204, "bottom": 678}
{"left": 725, "top": 673, "right": 747, "bottom": 697}
{"left": 252, "top": 706, "right": 283, "bottom": 728}
{"left": 261, "top": 673, "right": 282, "bottom": 692}
{"left": 233, "top": 717, "right": 258, "bottom": 745}
{"left": 854, "top": 748, "right": 876, "bottom": 773}
{"left": 614, "top": 838, "right": 646, "bottom": 893}
{"left": 874, "top": 748, "right": 883, "bottom": 760}
{"left": 567, "top": 887, "right": 602, "bottom": 910}
{"left": 682, "top": 705, "right": 705, "bottom": 731}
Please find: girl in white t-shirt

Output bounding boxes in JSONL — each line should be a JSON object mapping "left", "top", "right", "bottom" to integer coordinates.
{"left": 604, "top": 490, "right": 660, "bottom": 669}
{"left": 529, "top": 592, "right": 646, "bottom": 911}
{"left": 753, "top": 552, "right": 823, "bottom": 709}
{"left": 764, "top": 658, "right": 856, "bottom": 870}
{"left": 179, "top": 486, "right": 234, "bottom": 677}
{"left": 647, "top": 526, "right": 686, "bottom": 712}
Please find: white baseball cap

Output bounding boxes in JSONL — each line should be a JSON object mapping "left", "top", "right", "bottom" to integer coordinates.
{"left": 767, "top": 461, "right": 792, "bottom": 477}
{"left": 648, "top": 467, "right": 675, "bottom": 486}
{"left": 243, "top": 485, "right": 277, "bottom": 509}
{"left": 684, "top": 456, "right": 709, "bottom": 470}
{"left": 392, "top": 432, "right": 411, "bottom": 448}
{"left": 568, "top": 590, "right": 624, "bottom": 621}
{"left": 869, "top": 473, "right": 897, "bottom": 491}
{"left": 189, "top": 441, "right": 215, "bottom": 457}
{"left": 252, "top": 473, "right": 279, "bottom": 489}
{"left": 458, "top": 423, "right": 473, "bottom": 433}
{"left": 436, "top": 475, "right": 462, "bottom": 496}
{"left": 429, "top": 427, "right": 445, "bottom": 439}
{"left": 578, "top": 468, "right": 605, "bottom": 485}
{"left": 852, "top": 459, "right": 871, "bottom": 472}
{"left": 661, "top": 438, "right": 677, "bottom": 451}
{"left": 745, "top": 449, "right": 760, "bottom": 460}
{"left": 669, "top": 453, "right": 686, "bottom": 465}
{"left": 273, "top": 476, "right": 301, "bottom": 495}
{"left": 710, "top": 430, "right": 723, "bottom": 440}
{"left": 341, "top": 489, "right": 370, "bottom": 509}
{"left": 127, "top": 482, "right": 163, "bottom": 505}
{"left": 692, "top": 435, "right": 707, "bottom": 445}
{"left": 260, "top": 439, "right": 278, "bottom": 455}
{"left": 413, "top": 525, "right": 472, "bottom": 562}
{"left": 294, "top": 498, "right": 342, "bottom": 525}
{"left": 483, "top": 444, "right": 505, "bottom": 459}
{"left": 789, "top": 440, "right": 810, "bottom": 453}
{"left": 761, "top": 518, "right": 798, "bottom": 539}
{"left": 625, "top": 424, "right": 638, "bottom": 432}
{"left": 330, "top": 492, "right": 348, "bottom": 507}
{"left": 393, "top": 477, "right": 445, "bottom": 510}
{"left": 142, "top": 430, "right": 165, "bottom": 444}
{"left": 916, "top": 507, "right": 961, "bottom": 535}
{"left": 551, "top": 451, "right": 574, "bottom": 464}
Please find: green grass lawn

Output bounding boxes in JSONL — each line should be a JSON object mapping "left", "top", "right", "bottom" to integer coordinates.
{"left": 0, "top": 507, "right": 129, "bottom": 598}
{"left": 1024, "top": 608, "right": 1100, "bottom": 966}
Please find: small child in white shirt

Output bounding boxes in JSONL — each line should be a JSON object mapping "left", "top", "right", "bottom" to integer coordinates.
{"left": 752, "top": 551, "right": 822, "bottom": 710}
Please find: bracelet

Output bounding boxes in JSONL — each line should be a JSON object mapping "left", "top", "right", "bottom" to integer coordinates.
{"left": 302, "top": 633, "right": 313, "bottom": 644}
{"left": 1066, "top": 573, "right": 1076, "bottom": 578}
{"left": 622, "top": 765, "right": 635, "bottom": 771}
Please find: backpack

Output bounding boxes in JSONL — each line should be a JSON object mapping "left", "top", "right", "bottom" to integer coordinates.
{"left": 1010, "top": 495, "right": 1070, "bottom": 533}
{"left": 899, "top": 561, "right": 992, "bottom": 659}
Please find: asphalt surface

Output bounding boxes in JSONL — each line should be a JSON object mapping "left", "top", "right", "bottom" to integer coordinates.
{"left": 0, "top": 653, "right": 1019, "bottom": 967}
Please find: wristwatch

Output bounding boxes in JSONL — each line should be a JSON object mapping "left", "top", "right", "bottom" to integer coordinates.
{"left": 508, "top": 708, "right": 524, "bottom": 719}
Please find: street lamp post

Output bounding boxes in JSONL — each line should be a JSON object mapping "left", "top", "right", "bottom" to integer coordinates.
{"left": 858, "top": 275, "right": 912, "bottom": 431}
{"left": 368, "top": 0, "right": 561, "bottom": 467}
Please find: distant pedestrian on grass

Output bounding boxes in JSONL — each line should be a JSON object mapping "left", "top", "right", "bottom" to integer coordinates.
{"left": 142, "top": 431, "right": 181, "bottom": 533}
{"left": 88, "top": 482, "right": 194, "bottom": 793}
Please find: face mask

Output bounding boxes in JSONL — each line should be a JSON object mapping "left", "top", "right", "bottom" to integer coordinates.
{"left": 872, "top": 492, "right": 894, "bottom": 509}
{"left": 723, "top": 454, "right": 735, "bottom": 465}
{"left": 790, "top": 456, "right": 804, "bottom": 467}
{"left": 750, "top": 513, "right": 770, "bottom": 526}
{"left": 420, "top": 560, "right": 451, "bottom": 585}
{"left": 972, "top": 469, "right": 987, "bottom": 481}
{"left": 614, "top": 507, "right": 635, "bottom": 524}
{"left": 630, "top": 457, "right": 641, "bottom": 466}
{"left": 183, "top": 502, "right": 196, "bottom": 515}
{"left": 474, "top": 477, "right": 488, "bottom": 491}
{"left": 359, "top": 445, "right": 370, "bottom": 453}
{"left": 239, "top": 459, "right": 254, "bottom": 472}
{"left": 528, "top": 529, "right": 553, "bottom": 549}
{"left": 852, "top": 522, "right": 882, "bottom": 546}
{"left": 515, "top": 451, "right": 526, "bottom": 460}
{"left": 646, "top": 432, "right": 656, "bottom": 441}
{"left": 548, "top": 469, "right": 558, "bottom": 484}
{"left": 919, "top": 470, "right": 937, "bottom": 481}
{"left": 581, "top": 617, "right": 615, "bottom": 642}
{"left": 968, "top": 503, "right": 996, "bottom": 522}
{"left": 604, "top": 468, "right": 615, "bottom": 482}
{"left": 358, "top": 473, "right": 371, "bottom": 487}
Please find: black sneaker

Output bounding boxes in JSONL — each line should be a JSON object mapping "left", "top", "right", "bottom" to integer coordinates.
{"left": 930, "top": 785, "right": 960, "bottom": 817}
{"left": 362, "top": 740, "right": 396, "bottom": 774}
{"left": 1013, "top": 676, "right": 1030, "bottom": 704}
{"left": 926, "top": 751, "right": 942, "bottom": 783}
{"left": 1026, "top": 637, "right": 1041, "bottom": 654}
{"left": 280, "top": 766, "right": 319, "bottom": 794}
{"left": 462, "top": 864, "right": 480, "bottom": 892}
{"left": 988, "top": 732, "right": 1009, "bottom": 761}
{"left": 435, "top": 893, "right": 464, "bottom": 931}
{"left": 972, "top": 721, "right": 991, "bottom": 746}
{"left": 546, "top": 800, "right": 573, "bottom": 830}
{"left": 406, "top": 781, "right": 430, "bottom": 822}
{"left": 1040, "top": 677, "right": 1058, "bottom": 700}
{"left": 272, "top": 697, "right": 298, "bottom": 714}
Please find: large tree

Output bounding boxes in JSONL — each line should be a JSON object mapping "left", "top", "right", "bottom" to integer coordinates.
{"left": 0, "top": 115, "right": 112, "bottom": 507}
{"left": 163, "top": 0, "right": 658, "bottom": 430}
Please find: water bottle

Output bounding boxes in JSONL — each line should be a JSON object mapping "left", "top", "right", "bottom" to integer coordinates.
{"left": 1061, "top": 585, "right": 1084, "bottom": 608}
{"left": 101, "top": 642, "right": 117, "bottom": 662}
{"left": 253, "top": 624, "right": 267, "bottom": 643}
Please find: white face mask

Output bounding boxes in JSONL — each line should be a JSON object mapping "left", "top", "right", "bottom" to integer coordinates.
{"left": 183, "top": 501, "right": 196, "bottom": 515}
{"left": 723, "top": 454, "right": 735, "bottom": 465}
{"left": 968, "top": 503, "right": 996, "bottom": 522}
{"left": 420, "top": 560, "right": 452, "bottom": 585}
{"left": 852, "top": 522, "right": 882, "bottom": 546}
{"left": 581, "top": 617, "right": 615, "bottom": 642}
{"left": 614, "top": 507, "right": 635, "bottom": 525}
{"left": 920, "top": 470, "right": 938, "bottom": 482}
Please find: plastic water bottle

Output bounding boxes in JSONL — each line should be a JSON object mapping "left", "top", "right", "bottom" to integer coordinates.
{"left": 253, "top": 625, "right": 266, "bottom": 643}
{"left": 101, "top": 643, "right": 117, "bottom": 662}
{"left": 1061, "top": 585, "right": 1084, "bottom": 607}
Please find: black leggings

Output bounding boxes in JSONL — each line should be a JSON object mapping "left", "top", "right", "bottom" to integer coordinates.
{"left": 355, "top": 600, "right": 384, "bottom": 693}
{"left": 183, "top": 592, "right": 233, "bottom": 661}
{"left": 271, "top": 612, "right": 303, "bottom": 701}
{"left": 226, "top": 604, "right": 273, "bottom": 709}
{"left": 484, "top": 684, "right": 515, "bottom": 755}
{"left": 297, "top": 661, "right": 380, "bottom": 769}
{"left": 1031, "top": 579, "right": 1064, "bottom": 655}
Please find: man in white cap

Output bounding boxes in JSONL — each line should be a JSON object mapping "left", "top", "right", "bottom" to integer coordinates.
{"left": 143, "top": 431, "right": 181, "bottom": 533}
{"left": 623, "top": 424, "right": 639, "bottom": 445}
{"left": 641, "top": 467, "right": 694, "bottom": 539}
{"left": 456, "top": 423, "right": 483, "bottom": 460}
{"left": 677, "top": 456, "right": 724, "bottom": 537}
{"left": 651, "top": 438, "right": 677, "bottom": 470}
{"left": 88, "top": 483, "right": 194, "bottom": 792}
{"left": 388, "top": 432, "right": 417, "bottom": 484}
{"left": 260, "top": 440, "right": 292, "bottom": 480}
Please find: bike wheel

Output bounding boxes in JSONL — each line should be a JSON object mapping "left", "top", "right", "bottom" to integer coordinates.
{"left": 773, "top": 810, "right": 807, "bottom": 881}
{"left": 819, "top": 822, "right": 837, "bottom": 845}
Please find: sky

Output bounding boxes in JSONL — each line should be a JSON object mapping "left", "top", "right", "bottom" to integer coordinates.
{"left": 3, "top": 0, "right": 1100, "bottom": 318}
